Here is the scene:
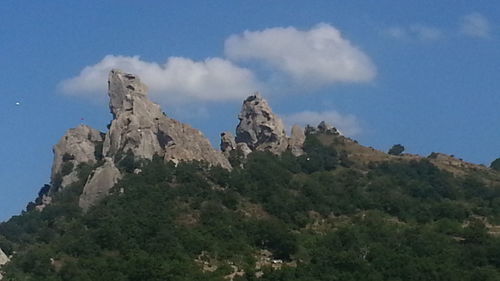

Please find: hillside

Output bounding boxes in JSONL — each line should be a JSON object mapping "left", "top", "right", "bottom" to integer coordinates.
{"left": 2, "top": 71, "right": 500, "bottom": 280}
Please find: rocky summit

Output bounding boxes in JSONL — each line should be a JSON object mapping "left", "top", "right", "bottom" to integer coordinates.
{"left": 46, "top": 69, "right": 232, "bottom": 211}
{"left": 103, "top": 70, "right": 230, "bottom": 169}
{"left": 235, "top": 93, "right": 289, "bottom": 154}
{"left": 44, "top": 70, "right": 314, "bottom": 212}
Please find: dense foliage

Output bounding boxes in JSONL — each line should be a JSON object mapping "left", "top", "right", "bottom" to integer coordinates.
{"left": 2, "top": 135, "right": 500, "bottom": 280}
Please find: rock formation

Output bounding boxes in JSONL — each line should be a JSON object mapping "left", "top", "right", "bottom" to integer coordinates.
{"left": 0, "top": 248, "right": 8, "bottom": 266}
{"left": 51, "top": 125, "right": 104, "bottom": 188}
{"left": 235, "top": 93, "right": 288, "bottom": 154}
{"left": 102, "top": 70, "right": 230, "bottom": 168}
{"left": 221, "top": 93, "right": 309, "bottom": 159}
{"left": 79, "top": 158, "right": 121, "bottom": 211}
{"left": 0, "top": 248, "right": 9, "bottom": 280}
{"left": 75, "top": 69, "right": 230, "bottom": 210}
{"left": 305, "top": 121, "right": 341, "bottom": 136}
{"left": 288, "top": 125, "right": 306, "bottom": 156}
{"left": 220, "top": 131, "right": 237, "bottom": 157}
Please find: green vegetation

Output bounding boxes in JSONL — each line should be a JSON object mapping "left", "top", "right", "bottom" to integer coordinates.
{"left": 2, "top": 135, "right": 500, "bottom": 280}
{"left": 388, "top": 144, "right": 405, "bottom": 156}
{"left": 491, "top": 158, "right": 500, "bottom": 171}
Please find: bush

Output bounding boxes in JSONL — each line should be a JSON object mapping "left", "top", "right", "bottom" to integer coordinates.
{"left": 490, "top": 158, "right": 500, "bottom": 171}
{"left": 388, "top": 144, "right": 405, "bottom": 156}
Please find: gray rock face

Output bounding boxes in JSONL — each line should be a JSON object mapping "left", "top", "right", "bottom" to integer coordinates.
{"left": 220, "top": 131, "right": 236, "bottom": 157}
{"left": 102, "top": 69, "right": 230, "bottom": 169}
{"left": 235, "top": 93, "right": 288, "bottom": 154}
{"left": 51, "top": 125, "right": 104, "bottom": 187}
{"left": 0, "top": 248, "right": 7, "bottom": 280}
{"left": 79, "top": 158, "right": 121, "bottom": 212}
{"left": 306, "top": 121, "right": 341, "bottom": 136}
{"left": 0, "top": 248, "right": 9, "bottom": 266}
{"left": 288, "top": 125, "right": 305, "bottom": 156}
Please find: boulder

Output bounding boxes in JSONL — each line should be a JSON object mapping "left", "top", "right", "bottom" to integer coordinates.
{"left": 235, "top": 93, "right": 288, "bottom": 154}
{"left": 79, "top": 157, "right": 122, "bottom": 212}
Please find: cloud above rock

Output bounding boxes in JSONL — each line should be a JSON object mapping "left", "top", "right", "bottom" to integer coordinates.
{"left": 60, "top": 24, "right": 376, "bottom": 104}
{"left": 225, "top": 23, "right": 376, "bottom": 86}
{"left": 59, "top": 55, "right": 260, "bottom": 103}
{"left": 283, "top": 110, "right": 361, "bottom": 136}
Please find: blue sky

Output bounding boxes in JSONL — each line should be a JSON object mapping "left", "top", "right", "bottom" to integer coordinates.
{"left": 1, "top": 0, "right": 499, "bottom": 221}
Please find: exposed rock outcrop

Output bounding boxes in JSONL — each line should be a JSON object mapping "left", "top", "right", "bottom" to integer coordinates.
{"left": 51, "top": 125, "right": 104, "bottom": 188}
{"left": 0, "top": 247, "right": 9, "bottom": 280}
{"left": 288, "top": 125, "right": 306, "bottom": 156}
{"left": 75, "top": 70, "right": 230, "bottom": 210}
{"left": 221, "top": 93, "right": 308, "bottom": 159}
{"left": 305, "top": 121, "right": 341, "bottom": 136}
{"left": 220, "top": 132, "right": 236, "bottom": 157}
{"left": 102, "top": 69, "right": 230, "bottom": 168}
{"left": 235, "top": 93, "right": 288, "bottom": 154}
{"left": 79, "top": 158, "right": 121, "bottom": 211}
{"left": 0, "top": 248, "right": 8, "bottom": 266}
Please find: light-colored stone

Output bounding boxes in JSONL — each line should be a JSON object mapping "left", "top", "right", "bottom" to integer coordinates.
{"left": 79, "top": 158, "right": 121, "bottom": 212}
{"left": 0, "top": 248, "right": 9, "bottom": 266}
{"left": 236, "top": 143, "right": 252, "bottom": 158}
{"left": 102, "top": 69, "right": 231, "bottom": 169}
{"left": 51, "top": 125, "right": 103, "bottom": 187}
{"left": 288, "top": 125, "right": 305, "bottom": 156}
{"left": 235, "top": 93, "right": 288, "bottom": 154}
{"left": 35, "top": 195, "right": 52, "bottom": 212}
{"left": 220, "top": 131, "right": 236, "bottom": 156}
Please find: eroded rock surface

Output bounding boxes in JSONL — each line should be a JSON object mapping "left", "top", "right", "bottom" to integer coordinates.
{"left": 0, "top": 248, "right": 9, "bottom": 266}
{"left": 288, "top": 125, "right": 306, "bottom": 156}
{"left": 0, "top": 247, "right": 9, "bottom": 279}
{"left": 51, "top": 125, "right": 104, "bottom": 187}
{"left": 76, "top": 70, "right": 230, "bottom": 210}
{"left": 220, "top": 131, "right": 237, "bottom": 157}
{"left": 102, "top": 69, "right": 230, "bottom": 168}
{"left": 79, "top": 158, "right": 122, "bottom": 211}
{"left": 235, "top": 93, "right": 288, "bottom": 154}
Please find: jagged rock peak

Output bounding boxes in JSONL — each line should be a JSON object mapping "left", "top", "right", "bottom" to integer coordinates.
{"left": 235, "top": 92, "right": 288, "bottom": 154}
{"left": 51, "top": 124, "right": 104, "bottom": 185}
{"left": 108, "top": 69, "right": 149, "bottom": 118}
{"left": 102, "top": 69, "right": 230, "bottom": 169}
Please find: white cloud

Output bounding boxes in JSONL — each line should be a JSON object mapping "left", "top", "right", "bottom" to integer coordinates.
{"left": 224, "top": 23, "right": 376, "bottom": 86}
{"left": 385, "top": 24, "right": 442, "bottom": 41}
{"left": 461, "top": 13, "right": 490, "bottom": 38}
{"left": 59, "top": 55, "right": 260, "bottom": 103}
{"left": 283, "top": 110, "right": 361, "bottom": 136}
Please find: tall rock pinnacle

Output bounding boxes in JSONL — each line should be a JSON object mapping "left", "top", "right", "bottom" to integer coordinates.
{"left": 235, "top": 93, "right": 288, "bottom": 154}
{"left": 102, "top": 70, "right": 230, "bottom": 168}
{"left": 77, "top": 69, "right": 231, "bottom": 210}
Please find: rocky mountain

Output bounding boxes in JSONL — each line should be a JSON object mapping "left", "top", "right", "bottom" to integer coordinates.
{"left": 4, "top": 70, "right": 500, "bottom": 281}
{"left": 42, "top": 70, "right": 234, "bottom": 212}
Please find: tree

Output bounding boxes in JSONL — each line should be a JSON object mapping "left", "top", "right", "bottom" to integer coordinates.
{"left": 490, "top": 158, "right": 500, "bottom": 171}
{"left": 388, "top": 144, "right": 405, "bottom": 156}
